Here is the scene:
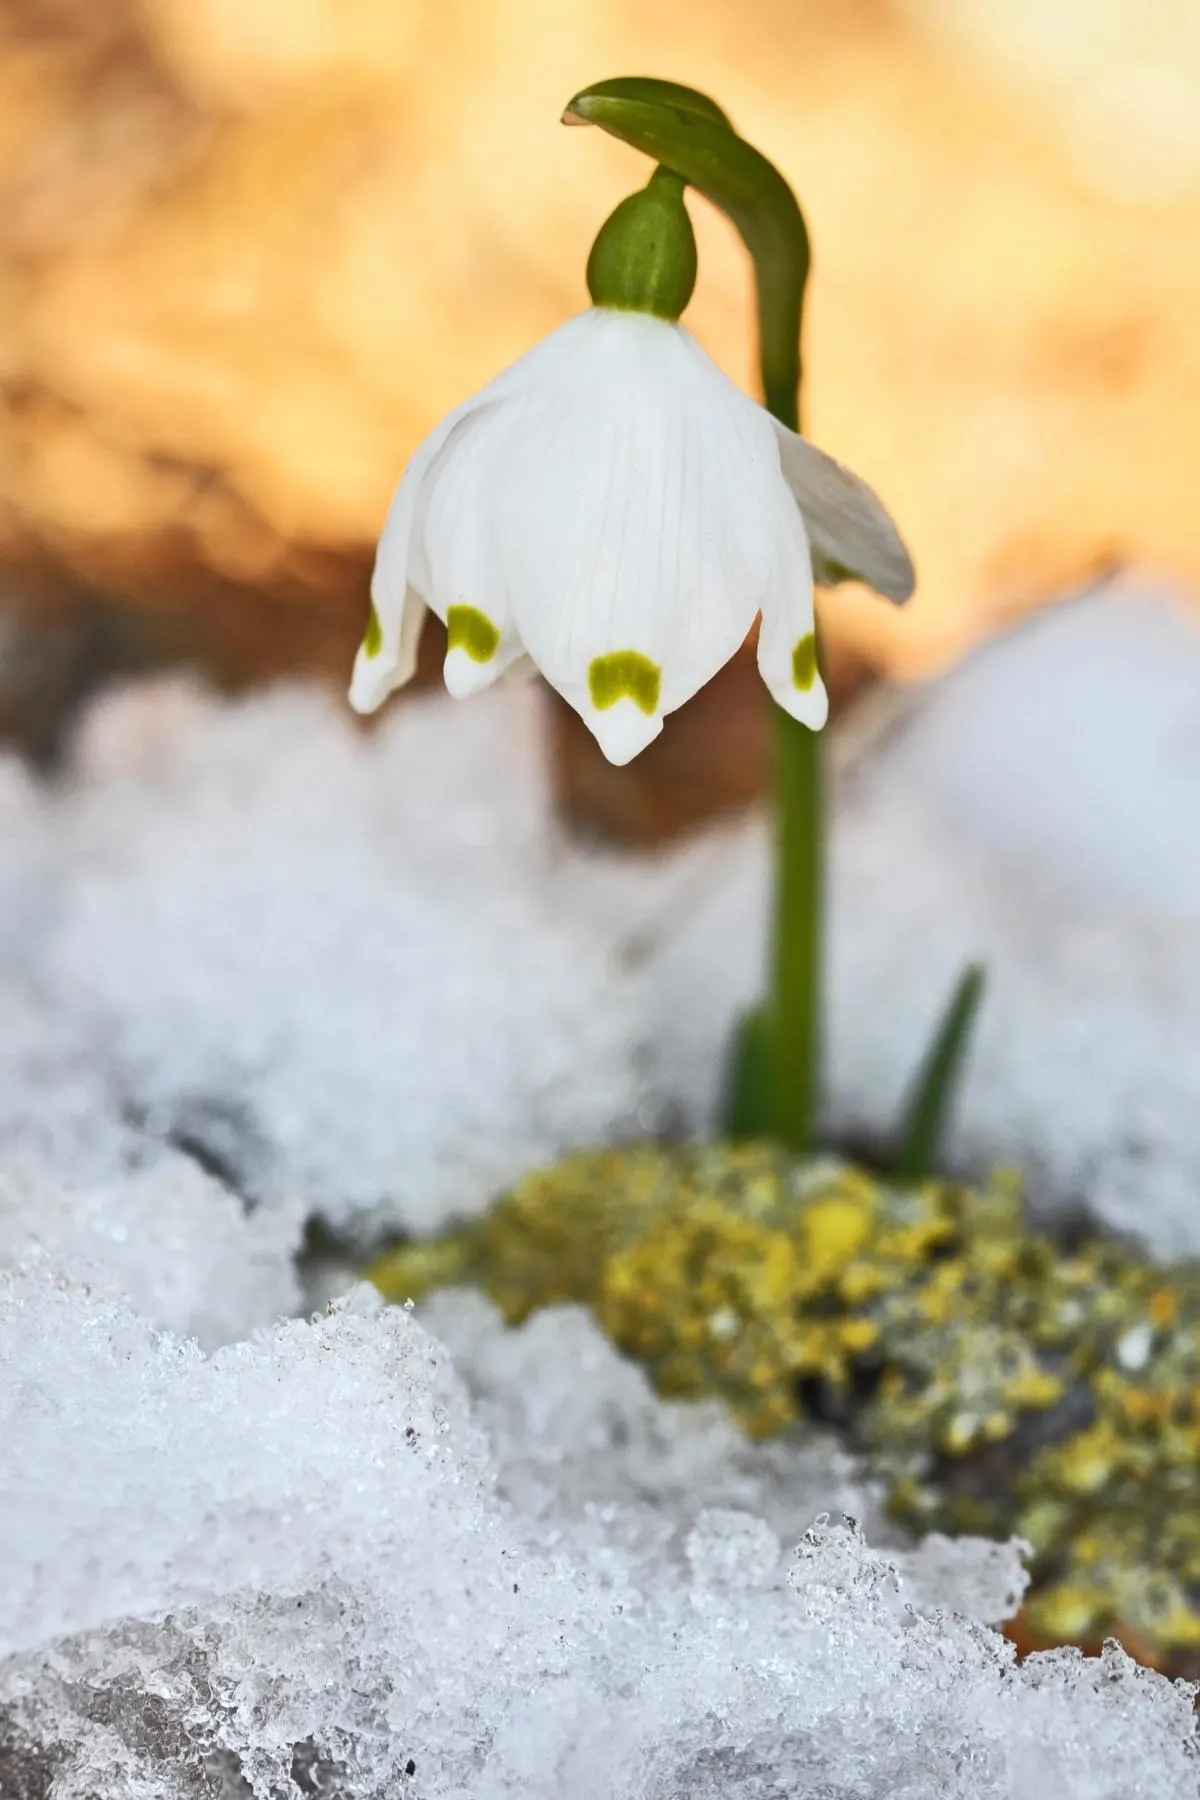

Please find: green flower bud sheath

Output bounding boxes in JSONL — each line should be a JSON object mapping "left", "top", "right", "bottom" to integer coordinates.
{"left": 567, "top": 77, "right": 822, "bottom": 1151}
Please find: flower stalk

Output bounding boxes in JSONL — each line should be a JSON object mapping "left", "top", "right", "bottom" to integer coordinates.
{"left": 564, "top": 76, "right": 825, "bottom": 1150}
{"left": 768, "top": 711, "right": 824, "bottom": 1148}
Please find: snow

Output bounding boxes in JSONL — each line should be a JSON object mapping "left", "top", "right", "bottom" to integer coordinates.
{"left": 11, "top": 677, "right": 650, "bottom": 1239}
{"left": 855, "top": 586, "right": 1200, "bottom": 919}
{"left": 2, "top": 583, "right": 1200, "bottom": 1791}
{"left": 0, "top": 1151, "right": 301, "bottom": 1348}
{"left": 5, "top": 584, "right": 1198, "bottom": 1251}
{"left": 3, "top": 1267, "right": 1196, "bottom": 1799}
{"left": 833, "top": 584, "right": 1200, "bottom": 1252}
{"left": 633, "top": 585, "right": 1200, "bottom": 1254}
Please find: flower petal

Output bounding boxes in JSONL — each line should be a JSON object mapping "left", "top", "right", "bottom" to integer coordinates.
{"left": 349, "top": 408, "right": 485, "bottom": 714}
{"left": 350, "top": 312, "right": 613, "bottom": 715}
{"left": 410, "top": 404, "right": 527, "bottom": 700}
{"left": 494, "top": 311, "right": 776, "bottom": 761}
{"left": 757, "top": 486, "right": 829, "bottom": 730}
{"left": 348, "top": 583, "right": 429, "bottom": 714}
{"left": 586, "top": 697, "right": 664, "bottom": 766}
{"left": 771, "top": 419, "right": 915, "bottom": 604}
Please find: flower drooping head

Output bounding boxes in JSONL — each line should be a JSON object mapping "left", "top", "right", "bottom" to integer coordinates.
{"left": 350, "top": 160, "right": 912, "bottom": 764}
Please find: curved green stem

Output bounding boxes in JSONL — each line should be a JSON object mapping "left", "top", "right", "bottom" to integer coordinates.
{"left": 769, "top": 711, "right": 822, "bottom": 1149}
{"left": 565, "top": 79, "right": 808, "bottom": 429}
{"left": 566, "top": 76, "right": 821, "bottom": 1150}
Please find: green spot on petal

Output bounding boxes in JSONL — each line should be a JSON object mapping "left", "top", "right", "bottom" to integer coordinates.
{"left": 363, "top": 603, "right": 383, "bottom": 659}
{"left": 792, "top": 632, "right": 819, "bottom": 693}
{"left": 446, "top": 605, "right": 501, "bottom": 664}
{"left": 588, "top": 650, "right": 662, "bottom": 716}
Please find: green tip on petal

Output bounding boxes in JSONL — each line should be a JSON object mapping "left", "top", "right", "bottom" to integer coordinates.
{"left": 446, "top": 605, "right": 501, "bottom": 664}
{"left": 586, "top": 166, "right": 697, "bottom": 321}
{"left": 363, "top": 602, "right": 384, "bottom": 659}
{"left": 588, "top": 649, "right": 662, "bottom": 715}
{"left": 791, "top": 632, "right": 819, "bottom": 693}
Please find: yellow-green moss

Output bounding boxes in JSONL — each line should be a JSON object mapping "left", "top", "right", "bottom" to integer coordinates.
{"left": 369, "top": 1141, "right": 1200, "bottom": 1663}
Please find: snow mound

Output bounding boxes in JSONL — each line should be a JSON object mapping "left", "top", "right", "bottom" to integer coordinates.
{"left": 32, "top": 678, "right": 650, "bottom": 1239}
{"left": 632, "top": 588, "right": 1200, "bottom": 1254}
{"left": 856, "top": 586, "right": 1200, "bottom": 919}
{"left": 4, "top": 589, "right": 1198, "bottom": 1252}
{"left": 2, "top": 1272, "right": 1195, "bottom": 1800}
{"left": 0, "top": 1151, "right": 301, "bottom": 1348}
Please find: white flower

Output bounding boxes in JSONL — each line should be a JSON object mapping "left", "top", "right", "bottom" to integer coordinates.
{"left": 350, "top": 308, "right": 912, "bottom": 765}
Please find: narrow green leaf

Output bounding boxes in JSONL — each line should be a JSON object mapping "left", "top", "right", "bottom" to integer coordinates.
{"left": 723, "top": 1004, "right": 775, "bottom": 1140}
{"left": 893, "top": 963, "right": 986, "bottom": 1182}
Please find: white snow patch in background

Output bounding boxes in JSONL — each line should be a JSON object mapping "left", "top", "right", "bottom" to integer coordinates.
{"left": 863, "top": 587, "right": 1200, "bottom": 920}
{"left": 633, "top": 586, "right": 1200, "bottom": 1255}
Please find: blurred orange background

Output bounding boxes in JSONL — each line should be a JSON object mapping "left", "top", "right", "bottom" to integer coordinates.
{"left": 1, "top": 0, "right": 1199, "bottom": 820}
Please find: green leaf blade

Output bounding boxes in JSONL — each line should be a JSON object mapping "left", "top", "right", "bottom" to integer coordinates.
{"left": 894, "top": 962, "right": 987, "bottom": 1182}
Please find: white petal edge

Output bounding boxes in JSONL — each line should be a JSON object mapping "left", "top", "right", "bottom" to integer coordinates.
{"left": 349, "top": 582, "right": 429, "bottom": 714}
{"left": 771, "top": 419, "right": 915, "bottom": 604}
{"left": 757, "top": 486, "right": 828, "bottom": 730}
{"left": 409, "top": 402, "right": 528, "bottom": 702}
{"left": 350, "top": 408, "right": 488, "bottom": 715}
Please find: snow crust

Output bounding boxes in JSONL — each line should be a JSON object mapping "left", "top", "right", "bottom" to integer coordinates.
{"left": 0, "top": 1152, "right": 301, "bottom": 1349}
{"left": 3, "top": 1265, "right": 1196, "bottom": 1799}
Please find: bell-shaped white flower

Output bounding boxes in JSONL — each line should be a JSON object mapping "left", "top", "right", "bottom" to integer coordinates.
{"left": 350, "top": 306, "right": 912, "bottom": 765}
